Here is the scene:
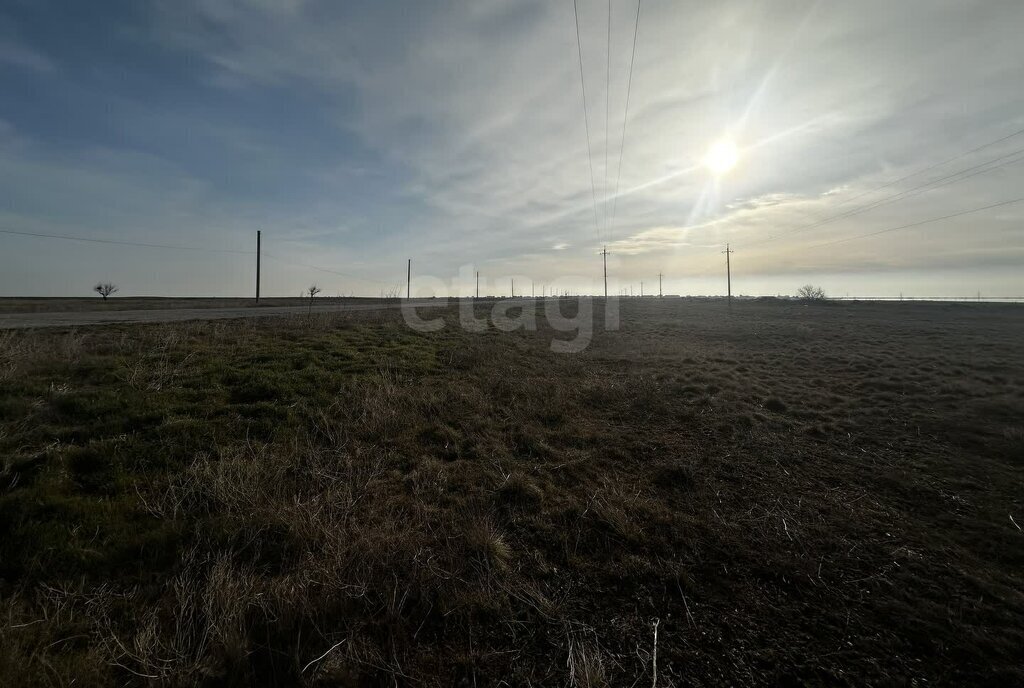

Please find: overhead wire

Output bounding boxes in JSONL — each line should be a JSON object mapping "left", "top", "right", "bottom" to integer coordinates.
{"left": 806, "top": 146, "right": 1024, "bottom": 227}
{"left": 745, "top": 140, "right": 1024, "bottom": 247}
{"left": 828, "top": 125, "right": 1024, "bottom": 210}
{"left": 261, "top": 253, "right": 394, "bottom": 286}
{"left": 0, "top": 227, "right": 253, "bottom": 254}
{"left": 803, "top": 196, "right": 1024, "bottom": 250}
{"left": 609, "top": 0, "right": 641, "bottom": 237}
{"left": 604, "top": 0, "right": 611, "bottom": 241}
{"left": 573, "top": 0, "right": 601, "bottom": 239}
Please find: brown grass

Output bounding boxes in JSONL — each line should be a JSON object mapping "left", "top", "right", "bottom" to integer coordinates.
{"left": 1, "top": 299, "right": 1023, "bottom": 685}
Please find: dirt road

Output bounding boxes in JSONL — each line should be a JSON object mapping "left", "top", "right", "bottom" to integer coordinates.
{"left": 0, "top": 300, "right": 451, "bottom": 329}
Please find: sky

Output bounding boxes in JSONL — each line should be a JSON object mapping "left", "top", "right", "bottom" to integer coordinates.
{"left": 1, "top": 0, "right": 1023, "bottom": 298}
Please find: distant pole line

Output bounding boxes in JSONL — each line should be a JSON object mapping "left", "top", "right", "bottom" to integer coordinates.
{"left": 573, "top": 0, "right": 601, "bottom": 238}
{"left": 256, "top": 230, "right": 261, "bottom": 304}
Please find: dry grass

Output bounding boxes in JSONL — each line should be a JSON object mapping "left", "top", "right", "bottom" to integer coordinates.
{"left": 1, "top": 299, "right": 1023, "bottom": 685}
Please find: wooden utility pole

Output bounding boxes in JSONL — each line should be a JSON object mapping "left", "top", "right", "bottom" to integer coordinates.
{"left": 511, "top": 278, "right": 514, "bottom": 298}
{"left": 600, "top": 246, "right": 610, "bottom": 298}
{"left": 255, "top": 230, "right": 261, "bottom": 303}
{"left": 476, "top": 271, "right": 479, "bottom": 299}
{"left": 658, "top": 272, "right": 663, "bottom": 297}
{"left": 406, "top": 259, "right": 411, "bottom": 299}
{"left": 722, "top": 244, "right": 734, "bottom": 306}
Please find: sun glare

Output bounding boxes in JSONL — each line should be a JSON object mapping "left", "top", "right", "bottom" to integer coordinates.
{"left": 705, "top": 139, "right": 738, "bottom": 175}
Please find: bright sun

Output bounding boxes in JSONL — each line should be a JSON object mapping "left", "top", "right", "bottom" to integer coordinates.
{"left": 704, "top": 139, "right": 739, "bottom": 175}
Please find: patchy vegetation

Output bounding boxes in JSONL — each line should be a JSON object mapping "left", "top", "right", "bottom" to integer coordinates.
{"left": 1, "top": 300, "right": 1022, "bottom": 686}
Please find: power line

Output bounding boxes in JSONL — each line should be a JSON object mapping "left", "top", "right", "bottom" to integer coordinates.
{"left": 746, "top": 126, "right": 1024, "bottom": 247}
{"left": 831, "top": 125, "right": 1024, "bottom": 209}
{"left": 804, "top": 196, "right": 1024, "bottom": 250}
{"left": 0, "top": 227, "right": 252, "bottom": 254}
{"left": 573, "top": 0, "right": 601, "bottom": 239}
{"left": 747, "top": 142, "right": 1024, "bottom": 247}
{"left": 818, "top": 147, "right": 1024, "bottom": 224}
{"left": 261, "top": 253, "right": 393, "bottom": 286}
{"left": 604, "top": 0, "right": 611, "bottom": 241}
{"left": 609, "top": 0, "right": 641, "bottom": 239}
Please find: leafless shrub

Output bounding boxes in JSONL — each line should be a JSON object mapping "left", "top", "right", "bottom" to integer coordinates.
{"left": 94, "top": 282, "right": 119, "bottom": 300}
{"left": 796, "top": 284, "right": 826, "bottom": 301}
{"left": 381, "top": 283, "right": 402, "bottom": 305}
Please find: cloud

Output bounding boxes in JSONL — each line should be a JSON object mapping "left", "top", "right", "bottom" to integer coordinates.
{"left": 3, "top": 0, "right": 1024, "bottom": 297}
{"left": 0, "top": 38, "right": 55, "bottom": 73}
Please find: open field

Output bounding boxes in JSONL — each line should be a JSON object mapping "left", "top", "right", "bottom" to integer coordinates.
{"left": 0, "top": 297, "right": 319, "bottom": 314}
{"left": 0, "top": 297, "right": 414, "bottom": 317}
{"left": 0, "top": 298, "right": 522, "bottom": 330}
{"left": 1, "top": 299, "right": 1022, "bottom": 686}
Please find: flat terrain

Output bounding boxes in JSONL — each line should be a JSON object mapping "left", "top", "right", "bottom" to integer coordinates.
{"left": 1, "top": 300, "right": 1022, "bottom": 686}
{"left": 0, "top": 298, "right": 456, "bottom": 329}
{"left": 0, "top": 298, "right": 452, "bottom": 329}
{"left": 0, "top": 297, "right": 359, "bottom": 314}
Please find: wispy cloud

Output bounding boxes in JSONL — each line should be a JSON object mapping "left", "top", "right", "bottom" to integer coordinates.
{"left": 1, "top": 0, "right": 1023, "bottom": 297}
{"left": 0, "top": 39, "right": 54, "bottom": 73}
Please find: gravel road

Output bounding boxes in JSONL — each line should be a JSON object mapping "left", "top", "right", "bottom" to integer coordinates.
{"left": 0, "top": 300, "right": 451, "bottom": 329}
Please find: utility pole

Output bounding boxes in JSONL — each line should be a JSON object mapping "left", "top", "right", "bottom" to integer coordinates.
{"left": 722, "top": 243, "right": 734, "bottom": 307}
{"left": 255, "top": 230, "right": 261, "bottom": 304}
{"left": 641, "top": 281, "right": 644, "bottom": 298}
{"left": 511, "top": 278, "right": 514, "bottom": 298}
{"left": 659, "top": 272, "right": 663, "bottom": 298}
{"left": 532, "top": 280, "right": 535, "bottom": 298}
{"left": 476, "top": 271, "right": 479, "bottom": 299}
{"left": 600, "top": 245, "right": 610, "bottom": 298}
{"left": 407, "top": 258, "right": 411, "bottom": 299}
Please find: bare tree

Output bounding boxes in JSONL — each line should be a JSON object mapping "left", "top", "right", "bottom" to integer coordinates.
{"left": 381, "top": 284, "right": 402, "bottom": 304}
{"left": 307, "top": 284, "right": 321, "bottom": 314}
{"left": 796, "top": 284, "right": 826, "bottom": 301}
{"left": 94, "top": 283, "right": 119, "bottom": 301}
